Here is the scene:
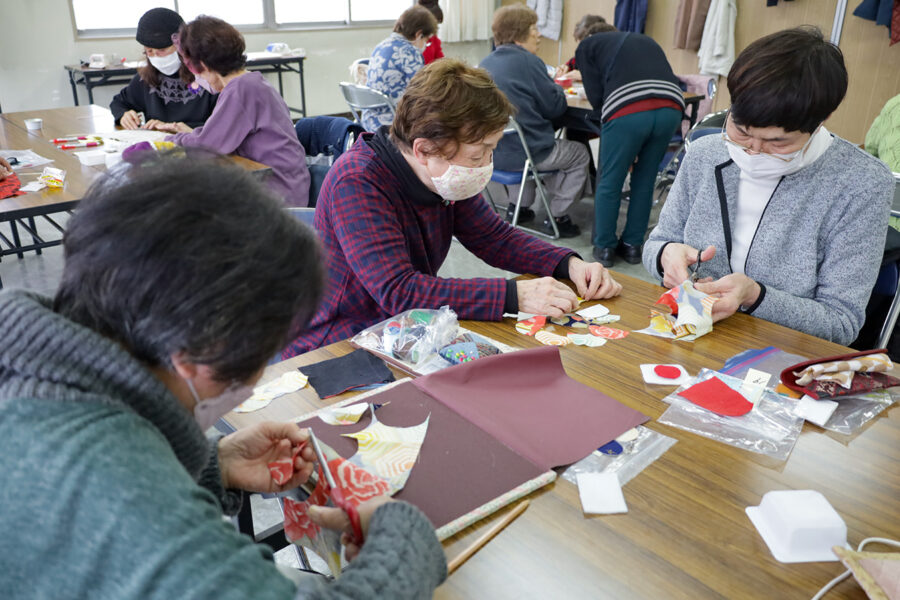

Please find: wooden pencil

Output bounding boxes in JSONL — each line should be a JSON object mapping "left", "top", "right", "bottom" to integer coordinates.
{"left": 447, "top": 500, "right": 530, "bottom": 575}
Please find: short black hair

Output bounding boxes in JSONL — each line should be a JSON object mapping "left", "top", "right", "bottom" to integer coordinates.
{"left": 54, "top": 152, "right": 323, "bottom": 383}
{"left": 727, "top": 26, "right": 847, "bottom": 134}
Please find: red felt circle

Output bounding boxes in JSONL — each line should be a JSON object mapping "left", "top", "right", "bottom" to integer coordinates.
{"left": 654, "top": 365, "right": 681, "bottom": 379}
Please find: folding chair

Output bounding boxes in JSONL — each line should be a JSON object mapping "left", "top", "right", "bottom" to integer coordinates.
{"left": 338, "top": 82, "right": 396, "bottom": 128}
{"left": 481, "top": 116, "right": 560, "bottom": 240}
{"left": 653, "top": 108, "right": 728, "bottom": 203}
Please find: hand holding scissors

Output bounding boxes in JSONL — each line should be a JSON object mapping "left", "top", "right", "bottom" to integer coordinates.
{"left": 308, "top": 430, "right": 364, "bottom": 545}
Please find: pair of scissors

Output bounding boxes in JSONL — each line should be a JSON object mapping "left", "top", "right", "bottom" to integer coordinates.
{"left": 307, "top": 429, "right": 364, "bottom": 545}
{"left": 688, "top": 247, "right": 705, "bottom": 282}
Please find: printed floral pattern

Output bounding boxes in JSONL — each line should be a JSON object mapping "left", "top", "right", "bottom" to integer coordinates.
{"left": 363, "top": 33, "right": 424, "bottom": 131}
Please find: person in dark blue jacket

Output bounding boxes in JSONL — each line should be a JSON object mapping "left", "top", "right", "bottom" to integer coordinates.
{"left": 576, "top": 20, "right": 684, "bottom": 266}
{"left": 480, "top": 4, "right": 591, "bottom": 238}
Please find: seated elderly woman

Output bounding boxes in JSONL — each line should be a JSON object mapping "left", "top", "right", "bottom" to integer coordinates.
{"left": 480, "top": 4, "right": 592, "bottom": 238}
{"left": 159, "top": 16, "right": 310, "bottom": 207}
{"left": 643, "top": 27, "right": 895, "bottom": 345}
{"left": 284, "top": 59, "right": 621, "bottom": 357}
{"left": 362, "top": 5, "right": 438, "bottom": 132}
{"left": 0, "top": 155, "right": 446, "bottom": 598}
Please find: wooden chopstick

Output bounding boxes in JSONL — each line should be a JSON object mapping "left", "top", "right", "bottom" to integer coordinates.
{"left": 447, "top": 500, "right": 530, "bottom": 575}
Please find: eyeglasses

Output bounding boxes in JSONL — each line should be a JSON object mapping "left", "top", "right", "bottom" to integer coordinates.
{"left": 720, "top": 110, "right": 817, "bottom": 163}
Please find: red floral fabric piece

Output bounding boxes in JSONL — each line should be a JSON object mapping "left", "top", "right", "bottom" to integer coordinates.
{"left": 267, "top": 441, "right": 307, "bottom": 486}
{"left": 677, "top": 376, "right": 753, "bottom": 417}
{"left": 330, "top": 457, "right": 390, "bottom": 507}
{"left": 515, "top": 315, "right": 546, "bottom": 336}
{"left": 0, "top": 173, "right": 26, "bottom": 200}
{"left": 654, "top": 365, "right": 682, "bottom": 379}
{"left": 655, "top": 287, "right": 680, "bottom": 315}
{"left": 283, "top": 462, "right": 331, "bottom": 542}
{"left": 588, "top": 325, "right": 629, "bottom": 339}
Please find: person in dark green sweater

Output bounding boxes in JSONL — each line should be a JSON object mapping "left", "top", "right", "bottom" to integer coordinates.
{"left": 0, "top": 154, "right": 447, "bottom": 599}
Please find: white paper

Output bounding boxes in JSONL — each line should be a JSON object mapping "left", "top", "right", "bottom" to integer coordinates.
{"left": 19, "top": 181, "right": 46, "bottom": 192}
{"left": 576, "top": 304, "right": 610, "bottom": 319}
{"left": 567, "top": 333, "right": 607, "bottom": 347}
{"left": 576, "top": 472, "right": 628, "bottom": 514}
{"left": 1, "top": 149, "right": 53, "bottom": 170}
{"left": 640, "top": 364, "right": 692, "bottom": 386}
{"left": 795, "top": 395, "right": 839, "bottom": 427}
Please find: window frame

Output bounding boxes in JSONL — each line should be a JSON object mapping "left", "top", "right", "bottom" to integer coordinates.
{"left": 69, "top": 0, "right": 412, "bottom": 39}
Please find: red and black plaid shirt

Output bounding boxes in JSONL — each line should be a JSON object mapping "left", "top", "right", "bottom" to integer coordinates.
{"left": 283, "top": 135, "right": 572, "bottom": 357}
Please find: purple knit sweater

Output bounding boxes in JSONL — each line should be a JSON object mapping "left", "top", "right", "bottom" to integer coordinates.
{"left": 167, "top": 72, "right": 310, "bottom": 207}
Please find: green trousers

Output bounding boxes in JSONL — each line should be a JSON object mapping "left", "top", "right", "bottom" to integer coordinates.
{"left": 593, "top": 107, "right": 682, "bottom": 249}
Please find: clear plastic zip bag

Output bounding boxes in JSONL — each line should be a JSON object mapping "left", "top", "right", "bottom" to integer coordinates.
{"left": 819, "top": 389, "right": 896, "bottom": 435}
{"left": 561, "top": 426, "right": 677, "bottom": 486}
{"left": 658, "top": 369, "right": 804, "bottom": 461}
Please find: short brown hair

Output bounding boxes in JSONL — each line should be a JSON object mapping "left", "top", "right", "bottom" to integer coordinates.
{"left": 176, "top": 16, "right": 246, "bottom": 77}
{"left": 728, "top": 26, "right": 847, "bottom": 133}
{"left": 574, "top": 15, "right": 611, "bottom": 42}
{"left": 391, "top": 59, "right": 515, "bottom": 159}
{"left": 492, "top": 5, "right": 537, "bottom": 46}
{"left": 394, "top": 6, "right": 438, "bottom": 40}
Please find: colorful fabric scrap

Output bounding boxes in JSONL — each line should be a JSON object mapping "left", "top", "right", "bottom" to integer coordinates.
{"left": 234, "top": 370, "right": 309, "bottom": 413}
{"left": 535, "top": 330, "right": 571, "bottom": 346}
{"left": 567, "top": 333, "right": 607, "bottom": 347}
{"left": 318, "top": 402, "right": 370, "bottom": 426}
{"left": 635, "top": 281, "right": 717, "bottom": 341}
{"left": 343, "top": 409, "right": 429, "bottom": 494}
{"left": 793, "top": 353, "right": 892, "bottom": 389}
{"left": 588, "top": 325, "right": 629, "bottom": 340}
{"left": 515, "top": 315, "right": 546, "bottom": 336}
{"left": 677, "top": 375, "right": 753, "bottom": 417}
{"left": 0, "top": 173, "right": 26, "bottom": 199}
{"left": 438, "top": 341, "right": 479, "bottom": 364}
{"left": 267, "top": 442, "right": 307, "bottom": 486}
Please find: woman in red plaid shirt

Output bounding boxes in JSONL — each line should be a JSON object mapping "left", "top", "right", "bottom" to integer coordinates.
{"left": 284, "top": 59, "right": 621, "bottom": 357}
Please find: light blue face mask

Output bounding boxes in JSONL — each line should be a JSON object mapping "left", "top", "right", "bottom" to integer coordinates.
{"left": 186, "top": 378, "right": 253, "bottom": 430}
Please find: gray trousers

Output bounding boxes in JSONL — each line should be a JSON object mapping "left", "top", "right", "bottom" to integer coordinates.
{"left": 504, "top": 139, "right": 592, "bottom": 217}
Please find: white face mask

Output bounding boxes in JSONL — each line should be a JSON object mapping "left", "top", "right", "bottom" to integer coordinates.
{"left": 186, "top": 378, "right": 254, "bottom": 431}
{"left": 723, "top": 124, "right": 820, "bottom": 180}
{"left": 148, "top": 52, "right": 182, "bottom": 76}
{"left": 430, "top": 161, "right": 493, "bottom": 202}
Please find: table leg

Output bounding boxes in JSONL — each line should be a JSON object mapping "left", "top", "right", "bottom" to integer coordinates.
{"left": 277, "top": 65, "right": 285, "bottom": 98}
{"left": 68, "top": 70, "right": 80, "bottom": 106}
{"left": 298, "top": 61, "right": 306, "bottom": 118}
{"left": 87, "top": 78, "right": 95, "bottom": 105}
{"left": 28, "top": 218, "right": 42, "bottom": 256}
{"left": 9, "top": 221, "right": 24, "bottom": 260}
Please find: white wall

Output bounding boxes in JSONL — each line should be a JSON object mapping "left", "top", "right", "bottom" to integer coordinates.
{"left": 0, "top": 0, "right": 492, "bottom": 116}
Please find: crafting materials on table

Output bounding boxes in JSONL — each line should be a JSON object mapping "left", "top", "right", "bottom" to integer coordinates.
{"left": 562, "top": 425, "right": 677, "bottom": 487}
{"left": 447, "top": 500, "right": 530, "bottom": 575}
{"left": 233, "top": 370, "right": 308, "bottom": 413}
{"left": 308, "top": 430, "right": 364, "bottom": 544}
{"left": 635, "top": 280, "right": 717, "bottom": 341}
{"left": 781, "top": 349, "right": 900, "bottom": 400}
{"left": 576, "top": 472, "right": 628, "bottom": 514}
{"left": 293, "top": 347, "right": 648, "bottom": 540}
{"left": 640, "top": 364, "right": 692, "bottom": 386}
{"left": 301, "top": 348, "right": 395, "bottom": 398}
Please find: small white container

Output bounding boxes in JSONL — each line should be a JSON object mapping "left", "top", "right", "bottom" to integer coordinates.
{"left": 24, "top": 118, "right": 43, "bottom": 130}
{"left": 74, "top": 149, "right": 107, "bottom": 166}
{"left": 746, "top": 490, "right": 848, "bottom": 563}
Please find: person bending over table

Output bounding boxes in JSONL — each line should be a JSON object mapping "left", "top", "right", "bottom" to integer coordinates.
{"left": 283, "top": 59, "right": 621, "bottom": 357}
{"left": 110, "top": 7, "right": 217, "bottom": 131}
{"left": 0, "top": 155, "right": 447, "bottom": 599}
{"left": 158, "top": 16, "right": 310, "bottom": 207}
{"left": 643, "top": 27, "right": 894, "bottom": 345}
{"left": 363, "top": 6, "right": 438, "bottom": 132}
{"left": 575, "top": 20, "right": 685, "bottom": 268}
{"left": 480, "top": 4, "right": 591, "bottom": 238}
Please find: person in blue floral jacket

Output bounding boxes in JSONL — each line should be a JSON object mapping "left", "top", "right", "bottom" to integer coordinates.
{"left": 363, "top": 6, "right": 438, "bottom": 132}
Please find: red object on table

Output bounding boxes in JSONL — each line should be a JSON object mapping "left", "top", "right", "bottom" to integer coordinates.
{"left": 677, "top": 375, "right": 753, "bottom": 417}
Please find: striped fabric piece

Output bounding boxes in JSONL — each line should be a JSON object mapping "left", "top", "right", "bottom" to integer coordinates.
{"left": 601, "top": 79, "right": 686, "bottom": 121}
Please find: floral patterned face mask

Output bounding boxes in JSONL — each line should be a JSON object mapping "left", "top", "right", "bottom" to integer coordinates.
{"left": 430, "top": 161, "right": 493, "bottom": 202}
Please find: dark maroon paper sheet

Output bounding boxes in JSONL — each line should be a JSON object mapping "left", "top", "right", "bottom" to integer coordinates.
{"left": 296, "top": 381, "right": 546, "bottom": 529}
{"left": 413, "top": 346, "right": 649, "bottom": 471}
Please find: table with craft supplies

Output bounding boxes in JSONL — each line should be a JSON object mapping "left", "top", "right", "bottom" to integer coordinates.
{"left": 64, "top": 51, "right": 307, "bottom": 116}
{"left": 225, "top": 272, "right": 900, "bottom": 599}
{"left": 0, "top": 106, "right": 270, "bottom": 263}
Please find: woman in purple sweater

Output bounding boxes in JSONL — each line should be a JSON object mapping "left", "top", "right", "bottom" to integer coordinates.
{"left": 160, "top": 16, "right": 310, "bottom": 207}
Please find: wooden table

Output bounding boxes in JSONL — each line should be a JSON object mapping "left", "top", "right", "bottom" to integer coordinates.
{"left": 0, "top": 106, "right": 269, "bottom": 263}
{"left": 564, "top": 91, "right": 705, "bottom": 133}
{"left": 65, "top": 53, "right": 307, "bottom": 116}
{"left": 225, "top": 273, "right": 899, "bottom": 599}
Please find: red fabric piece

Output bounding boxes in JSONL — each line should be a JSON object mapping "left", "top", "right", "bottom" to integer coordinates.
{"left": 283, "top": 462, "right": 331, "bottom": 542}
{"left": 422, "top": 35, "right": 444, "bottom": 64}
{"left": 266, "top": 441, "right": 307, "bottom": 486}
{"left": 516, "top": 315, "right": 546, "bottom": 336}
{"left": 0, "top": 173, "right": 25, "bottom": 200}
{"left": 588, "top": 325, "right": 629, "bottom": 339}
{"left": 677, "top": 376, "right": 753, "bottom": 416}
{"left": 892, "top": 0, "right": 900, "bottom": 45}
{"left": 654, "top": 365, "right": 682, "bottom": 379}
{"left": 607, "top": 98, "right": 683, "bottom": 121}
{"left": 655, "top": 287, "right": 680, "bottom": 315}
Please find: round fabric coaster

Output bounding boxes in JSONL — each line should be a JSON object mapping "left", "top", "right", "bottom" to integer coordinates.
{"left": 654, "top": 365, "right": 682, "bottom": 379}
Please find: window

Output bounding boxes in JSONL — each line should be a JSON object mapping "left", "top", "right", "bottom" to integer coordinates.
{"left": 71, "top": 0, "right": 413, "bottom": 35}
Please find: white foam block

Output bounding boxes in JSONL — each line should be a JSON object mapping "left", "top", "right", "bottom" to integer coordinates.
{"left": 795, "top": 395, "right": 839, "bottom": 427}
{"left": 639, "top": 364, "right": 692, "bottom": 386}
{"left": 576, "top": 303, "right": 610, "bottom": 319}
{"left": 576, "top": 472, "right": 628, "bottom": 514}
